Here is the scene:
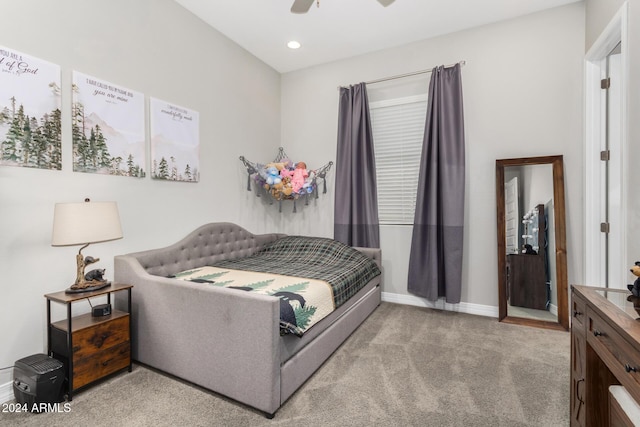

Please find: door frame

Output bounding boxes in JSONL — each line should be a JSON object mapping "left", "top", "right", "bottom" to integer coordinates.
{"left": 584, "top": 2, "right": 628, "bottom": 287}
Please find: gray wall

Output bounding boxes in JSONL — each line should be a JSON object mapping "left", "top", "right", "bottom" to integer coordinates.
{"left": 0, "top": 0, "right": 281, "bottom": 390}
{"left": 522, "top": 164, "right": 554, "bottom": 217}
{"left": 281, "top": 3, "right": 585, "bottom": 309}
{"left": 585, "top": 0, "right": 625, "bottom": 49}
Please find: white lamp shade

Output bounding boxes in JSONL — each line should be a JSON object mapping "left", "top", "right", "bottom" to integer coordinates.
{"left": 52, "top": 201, "right": 123, "bottom": 246}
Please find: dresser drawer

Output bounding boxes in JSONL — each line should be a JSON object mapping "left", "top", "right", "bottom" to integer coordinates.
{"left": 588, "top": 310, "right": 640, "bottom": 403}
{"left": 73, "top": 341, "right": 130, "bottom": 390}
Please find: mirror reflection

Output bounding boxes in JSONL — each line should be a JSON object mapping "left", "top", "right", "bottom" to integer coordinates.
{"left": 504, "top": 164, "right": 556, "bottom": 322}
{"left": 496, "top": 155, "right": 568, "bottom": 330}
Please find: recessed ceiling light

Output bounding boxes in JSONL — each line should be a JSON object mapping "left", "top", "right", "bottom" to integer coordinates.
{"left": 287, "top": 41, "right": 301, "bottom": 49}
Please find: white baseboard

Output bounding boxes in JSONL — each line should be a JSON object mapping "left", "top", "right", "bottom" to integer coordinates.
{"left": 0, "top": 381, "right": 13, "bottom": 404}
{"left": 550, "top": 303, "right": 558, "bottom": 317}
{"left": 381, "top": 292, "right": 499, "bottom": 318}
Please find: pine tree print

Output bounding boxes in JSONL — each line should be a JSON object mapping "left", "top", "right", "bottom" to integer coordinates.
{"left": 239, "top": 279, "right": 274, "bottom": 290}
{"left": 172, "top": 268, "right": 203, "bottom": 278}
{"left": 293, "top": 305, "right": 317, "bottom": 330}
{"left": 271, "top": 282, "right": 309, "bottom": 294}
{"left": 2, "top": 103, "right": 24, "bottom": 163}
{"left": 157, "top": 157, "right": 169, "bottom": 179}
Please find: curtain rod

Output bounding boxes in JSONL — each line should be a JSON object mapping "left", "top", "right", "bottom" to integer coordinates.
{"left": 338, "top": 60, "right": 466, "bottom": 89}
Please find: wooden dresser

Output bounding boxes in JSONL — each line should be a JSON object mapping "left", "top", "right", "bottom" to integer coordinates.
{"left": 571, "top": 285, "right": 640, "bottom": 426}
{"left": 506, "top": 254, "right": 547, "bottom": 310}
{"left": 506, "top": 203, "right": 548, "bottom": 311}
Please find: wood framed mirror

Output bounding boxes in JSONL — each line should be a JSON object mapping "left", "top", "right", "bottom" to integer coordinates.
{"left": 495, "top": 155, "right": 568, "bottom": 330}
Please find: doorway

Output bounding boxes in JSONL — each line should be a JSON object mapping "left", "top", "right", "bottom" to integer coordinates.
{"left": 584, "top": 4, "right": 628, "bottom": 289}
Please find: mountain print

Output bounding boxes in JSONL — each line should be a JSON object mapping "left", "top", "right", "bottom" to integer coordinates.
{"left": 150, "top": 97, "right": 199, "bottom": 182}
{"left": 0, "top": 46, "right": 62, "bottom": 170}
{"left": 72, "top": 71, "right": 145, "bottom": 177}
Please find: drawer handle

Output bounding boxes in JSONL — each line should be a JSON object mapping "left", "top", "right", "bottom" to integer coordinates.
{"left": 575, "top": 378, "right": 585, "bottom": 403}
{"left": 593, "top": 330, "right": 603, "bottom": 337}
{"left": 573, "top": 310, "right": 582, "bottom": 318}
{"left": 624, "top": 364, "right": 638, "bottom": 373}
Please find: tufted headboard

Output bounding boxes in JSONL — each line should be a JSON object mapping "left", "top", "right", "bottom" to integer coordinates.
{"left": 123, "top": 222, "right": 285, "bottom": 278}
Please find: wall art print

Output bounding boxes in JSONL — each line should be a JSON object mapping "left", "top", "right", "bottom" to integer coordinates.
{"left": 0, "top": 46, "right": 62, "bottom": 170}
{"left": 149, "top": 97, "right": 199, "bottom": 182}
{"left": 72, "top": 71, "right": 145, "bottom": 177}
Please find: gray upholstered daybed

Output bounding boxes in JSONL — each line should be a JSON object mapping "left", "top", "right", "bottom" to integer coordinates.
{"left": 113, "top": 222, "right": 382, "bottom": 417}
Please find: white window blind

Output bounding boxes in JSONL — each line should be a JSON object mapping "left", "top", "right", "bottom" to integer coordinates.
{"left": 370, "top": 95, "right": 427, "bottom": 225}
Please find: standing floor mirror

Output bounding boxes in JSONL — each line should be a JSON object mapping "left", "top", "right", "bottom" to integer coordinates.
{"left": 495, "top": 155, "right": 568, "bottom": 330}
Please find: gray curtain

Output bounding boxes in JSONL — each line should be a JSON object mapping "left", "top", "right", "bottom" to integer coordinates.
{"left": 407, "top": 64, "right": 465, "bottom": 303}
{"left": 334, "top": 83, "right": 380, "bottom": 248}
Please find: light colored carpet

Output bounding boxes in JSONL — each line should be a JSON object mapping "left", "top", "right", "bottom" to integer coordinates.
{"left": 0, "top": 302, "right": 569, "bottom": 426}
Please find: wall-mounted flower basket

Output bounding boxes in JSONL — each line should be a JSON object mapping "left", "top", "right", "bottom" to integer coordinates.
{"left": 239, "top": 147, "right": 333, "bottom": 213}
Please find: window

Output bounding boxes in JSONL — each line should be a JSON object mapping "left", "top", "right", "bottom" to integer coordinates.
{"left": 370, "top": 95, "right": 427, "bottom": 225}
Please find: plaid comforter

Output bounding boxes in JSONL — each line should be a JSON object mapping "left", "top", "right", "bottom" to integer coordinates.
{"left": 213, "top": 236, "right": 381, "bottom": 307}
{"left": 211, "top": 236, "right": 381, "bottom": 335}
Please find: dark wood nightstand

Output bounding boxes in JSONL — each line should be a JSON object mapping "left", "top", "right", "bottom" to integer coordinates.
{"left": 45, "top": 283, "right": 133, "bottom": 400}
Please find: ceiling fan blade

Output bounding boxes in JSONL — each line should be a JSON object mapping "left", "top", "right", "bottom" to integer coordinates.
{"left": 291, "top": 0, "right": 315, "bottom": 14}
{"left": 376, "top": 0, "right": 396, "bottom": 6}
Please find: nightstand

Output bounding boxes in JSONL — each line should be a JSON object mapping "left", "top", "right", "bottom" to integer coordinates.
{"left": 45, "top": 283, "right": 133, "bottom": 400}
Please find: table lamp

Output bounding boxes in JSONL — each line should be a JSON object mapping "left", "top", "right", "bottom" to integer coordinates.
{"left": 51, "top": 198, "right": 123, "bottom": 293}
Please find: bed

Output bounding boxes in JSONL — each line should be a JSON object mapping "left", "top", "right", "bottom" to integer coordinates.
{"left": 113, "top": 222, "right": 382, "bottom": 417}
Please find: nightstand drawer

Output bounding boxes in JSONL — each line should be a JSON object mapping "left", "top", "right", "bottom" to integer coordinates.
{"left": 73, "top": 341, "right": 130, "bottom": 390}
{"left": 72, "top": 315, "right": 129, "bottom": 360}
{"left": 51, "top": 311, "right": 130, "bottom": 358}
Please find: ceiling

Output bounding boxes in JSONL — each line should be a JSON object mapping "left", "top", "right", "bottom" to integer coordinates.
{"left": 174, "top": 0, "right": 581, "bottom": 73}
